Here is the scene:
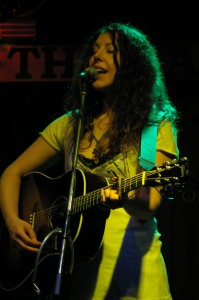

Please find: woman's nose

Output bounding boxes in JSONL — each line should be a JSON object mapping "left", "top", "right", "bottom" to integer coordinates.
{"left": 93, "top": 51, "right": 103, "bottom": 61}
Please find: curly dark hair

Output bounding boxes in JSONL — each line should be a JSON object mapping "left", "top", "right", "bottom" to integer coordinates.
{"left": 64, "top": 22, "right": 180, "bottom": 155}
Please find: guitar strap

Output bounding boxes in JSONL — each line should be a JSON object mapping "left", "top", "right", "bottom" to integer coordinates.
{"left": 138, "top": 125, "right": 158, "bottom": 170}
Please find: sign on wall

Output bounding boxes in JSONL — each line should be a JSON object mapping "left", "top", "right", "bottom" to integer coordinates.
{"left": 0, "top": 42, "right": 199, "bottom": 82}
{"left": 0, "top": 44, "right": 78, "bottom": 82}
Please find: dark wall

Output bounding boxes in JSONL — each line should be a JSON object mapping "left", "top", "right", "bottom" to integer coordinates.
{"left": 0, "top": 1, "right": 199, "bottom": 300}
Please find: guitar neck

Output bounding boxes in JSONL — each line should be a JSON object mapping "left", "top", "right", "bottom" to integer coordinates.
{"left": 70, "top": 158, "right": 188, "bottom": 215}
{"left": 71, "top": 170, "right": 152, "bottom": 214}
{"left": 72, "top": 187, "right": 102, "bottom": 215}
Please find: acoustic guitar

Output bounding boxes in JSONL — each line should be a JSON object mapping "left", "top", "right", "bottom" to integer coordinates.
{"left": 0, "top": 157, "right": 188, "bottom": 295}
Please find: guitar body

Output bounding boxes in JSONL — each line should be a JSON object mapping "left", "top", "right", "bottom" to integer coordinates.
{"left": 0, "top": 169, "right": 110, "bottom": 294}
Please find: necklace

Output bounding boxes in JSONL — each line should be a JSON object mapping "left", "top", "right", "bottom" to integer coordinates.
{"left": 92, "top": 133, "right": 103, "bottom": 164}
{"left": 91, "top": 116, "right": 111, "bottom": 164}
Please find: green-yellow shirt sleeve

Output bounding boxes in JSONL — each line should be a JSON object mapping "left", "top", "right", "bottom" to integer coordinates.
{"left": 157, "top": 121, "right": 179, "bottom": 158}
{"left": 39, "top": 113, "right": 70, "bottom": 153}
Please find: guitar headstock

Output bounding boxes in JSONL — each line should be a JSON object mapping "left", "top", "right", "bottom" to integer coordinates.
{"left": 152, "top": 156, "right": 189, "bottom": 199}
{"left": 147, "top": 156, "right": 189, "bottom": 187}
{"left": 120, "top": 157, "right": 189, "bottom": 197}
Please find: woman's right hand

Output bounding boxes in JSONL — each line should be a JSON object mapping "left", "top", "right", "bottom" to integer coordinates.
{"left": 6, "top": 216, "right": 41, "bottom": 252}
{"left": 0, "top": 137, "right": 61, "bottom": 253}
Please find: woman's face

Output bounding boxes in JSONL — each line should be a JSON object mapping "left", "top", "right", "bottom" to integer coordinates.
{"left": 88, "top": 32, "right": 120, "bottom": 92}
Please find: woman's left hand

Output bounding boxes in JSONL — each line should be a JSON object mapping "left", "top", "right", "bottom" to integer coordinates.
{"left": 101, "top": 187, "right": 125, "bottom": 209}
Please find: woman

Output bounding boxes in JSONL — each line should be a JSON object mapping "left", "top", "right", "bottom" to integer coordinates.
{"left": 0, "top": 22, "right": 179, "bottom": 299}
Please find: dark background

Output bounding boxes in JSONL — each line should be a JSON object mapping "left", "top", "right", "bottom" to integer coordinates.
{"left": 0, "top": 1, "right": 199, "bottom": 299}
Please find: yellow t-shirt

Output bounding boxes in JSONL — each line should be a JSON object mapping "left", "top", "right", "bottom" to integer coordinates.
{"left": 40, "top": 114, "right": 179, "bottom": 300}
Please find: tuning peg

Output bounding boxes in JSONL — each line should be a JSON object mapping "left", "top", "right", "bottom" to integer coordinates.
{"left": 172, "top": 158, "right": 178, "bottom": 164}
{"left": 179, "top": 156, "right": 188, "bottom": 163}
{"left": 163, "top": 160, "right": 171, "bottom": 166}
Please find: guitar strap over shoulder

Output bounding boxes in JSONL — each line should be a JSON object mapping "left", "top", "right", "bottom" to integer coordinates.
{"left": 138, "top": 125, "right": 158, "bottom": 170}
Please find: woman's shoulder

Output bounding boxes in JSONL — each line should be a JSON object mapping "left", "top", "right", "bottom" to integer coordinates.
{"left": 50, "top": 110, "right": 79, "bottom": 126}
{"left": 157, "top": 120, "right": 179, "bottom": 157}
{"left": 158, "top": 119, "right": 176, "bottom": 136}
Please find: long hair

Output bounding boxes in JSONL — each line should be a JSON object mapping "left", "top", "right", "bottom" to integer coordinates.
{"left": 64, "top": 22, "right": 180, "bottom": 155}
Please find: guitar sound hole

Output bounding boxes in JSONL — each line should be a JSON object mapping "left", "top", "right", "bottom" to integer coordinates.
{"left": 37, "top": 211, "right": 66, "bottom": 253}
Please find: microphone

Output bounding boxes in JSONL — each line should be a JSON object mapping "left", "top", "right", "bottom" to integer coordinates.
{"left": 79, "top": 67, "right": 98, "bottom": 83}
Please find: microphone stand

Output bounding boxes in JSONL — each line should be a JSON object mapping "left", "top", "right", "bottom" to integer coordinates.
{"left": 51, "top": 79, "right": 88, "bottom": 299}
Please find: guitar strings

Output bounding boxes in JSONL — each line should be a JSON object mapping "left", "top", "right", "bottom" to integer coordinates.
{"left": 31, "top": 170, "right": 159, "bottom": 226}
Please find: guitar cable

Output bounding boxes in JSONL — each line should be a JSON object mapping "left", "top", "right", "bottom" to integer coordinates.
{"left": 32, "top": 227, "right": 75, "bottom": 296}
